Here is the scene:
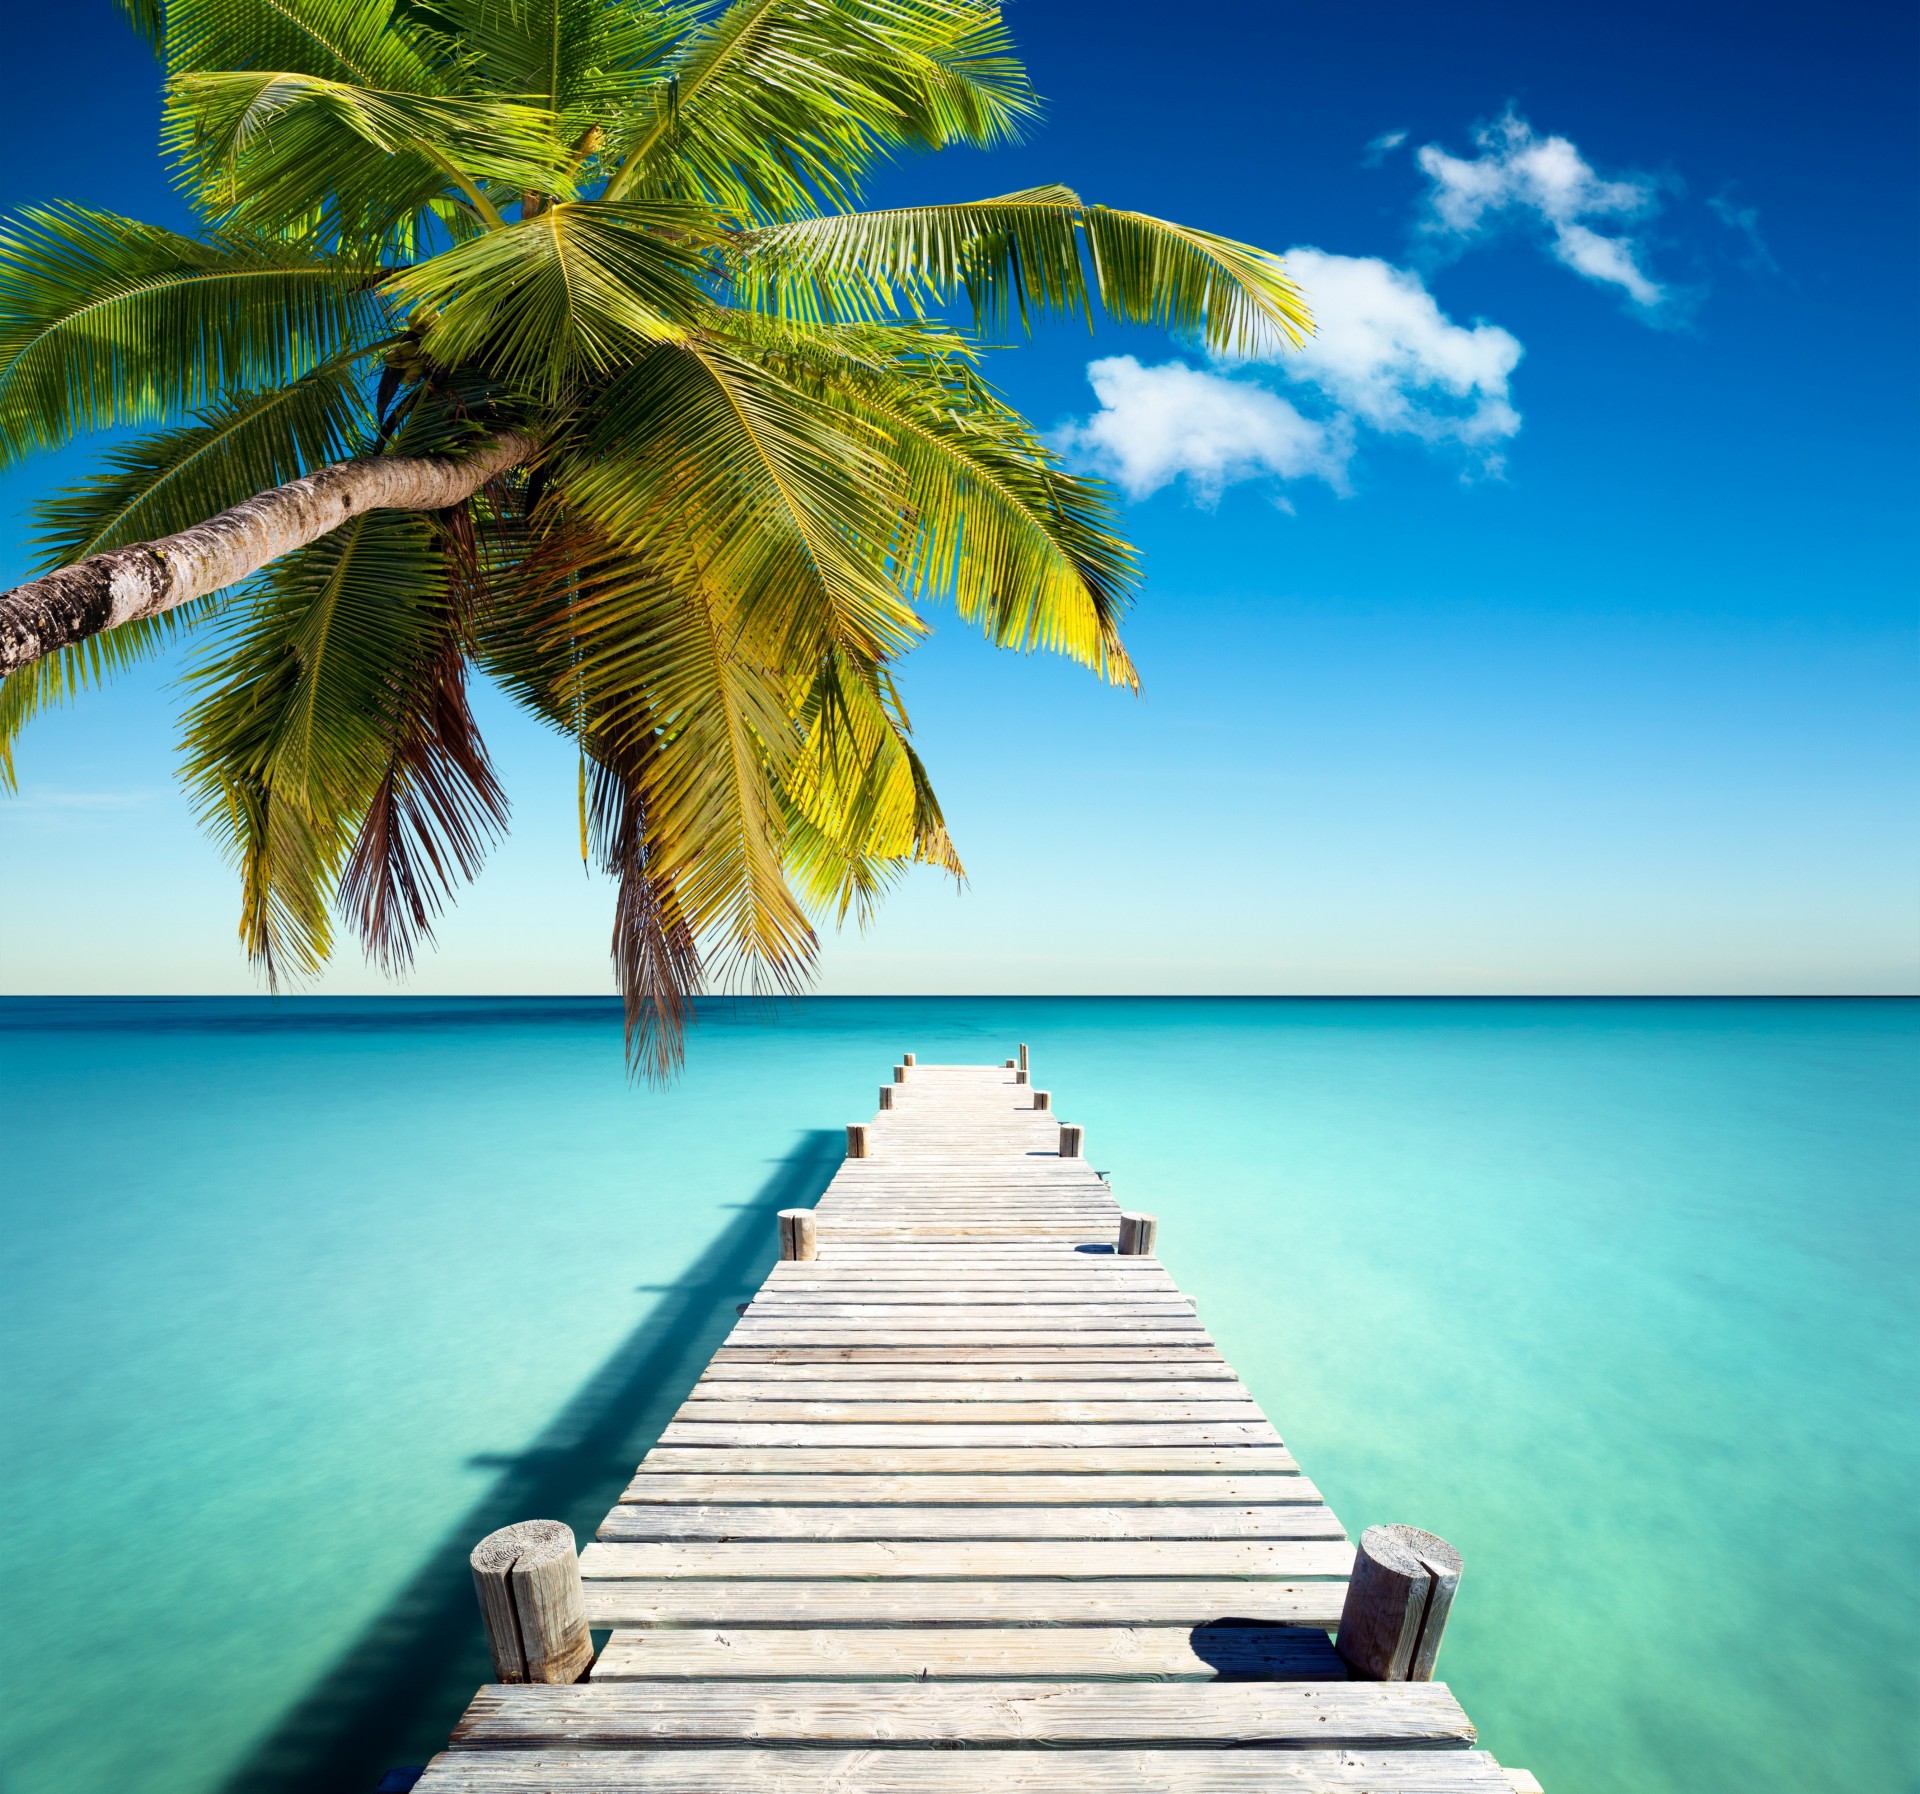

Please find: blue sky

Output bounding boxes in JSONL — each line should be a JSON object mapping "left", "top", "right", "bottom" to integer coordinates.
{"left": 1, "top": 0, "right": 1914, "bottom": 995}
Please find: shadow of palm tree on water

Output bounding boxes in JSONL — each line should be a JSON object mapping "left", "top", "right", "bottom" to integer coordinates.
{"left": 219, "top": 1129, "right": 846, "bottom": 1794}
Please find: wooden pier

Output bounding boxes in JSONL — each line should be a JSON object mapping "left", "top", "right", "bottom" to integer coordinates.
{"left": 415, "top": 1057, "right": 1541, "bottom": 1792}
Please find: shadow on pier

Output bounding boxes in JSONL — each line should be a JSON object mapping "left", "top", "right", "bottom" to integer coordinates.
{"left": 219, "top": 1129, "right": 846, "bottom": 1794}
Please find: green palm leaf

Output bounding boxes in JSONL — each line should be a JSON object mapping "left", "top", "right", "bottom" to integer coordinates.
{"left": 734, "top": 188, "right": 1314, "bottom": 353}
{"left": 0, "top": 204, "right": 384, "bottom": 465}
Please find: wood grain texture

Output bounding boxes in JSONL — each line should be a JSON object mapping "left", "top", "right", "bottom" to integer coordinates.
{"left": 591, "top": 1623, "right": 1348, "bottom": 1679}
{"left": 618, "top": 1473, "right": 1323, "bottom": 1505}
{"left": 580, "top": 1580, "right": 1351, "bottom": 1627}
{"left": 414, "top": 1748, "right": 1517, "bottom": 1791}
{"left": 578, "top": 1539, "right": 1355, "bottom": 1579}
{"left": 594, "top": 1504, "right": 1346, "bottom": 1541}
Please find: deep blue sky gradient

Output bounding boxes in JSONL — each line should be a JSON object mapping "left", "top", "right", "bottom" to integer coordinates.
{"left": 1, "top": 0, "right": 1914, "bottom": 993}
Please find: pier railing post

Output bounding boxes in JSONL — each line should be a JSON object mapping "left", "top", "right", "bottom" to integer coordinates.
{"left": 1118, "top": 1212, "right": 1158, "bottom": 1256}
{"left": 1018, "top": 1042, "right": 1028, "bottom": 1070}
{"left": 846, "top": 1123, "right": 870, "bottom": 1158}
{"left": 1033, "top": 1090, "right": 1051, "bottom": 1111}
{"left": 878, "top": 1085, "right": 895, "bottom": 1110}
{"left": 470, "top": 1521, "right": 593, "bottom": 1685}
{"left": 1335, "top": 1523, "right": 1463, "bottom": 1681}
{"left": 892, "top": 1064, "right": 906, "bottom": 1084}
{"left": 1015, "top": 1067, "right": 1029, "bottom": 1085}
{"left": 778, "top": 1208, "right": 819, "bottom": 1261}
{"left": 1058, "top": 1123, "right": 1083, "bottom": 1157}
{"left": 901, "top": 1052, "right": 915, "bottom": 1067}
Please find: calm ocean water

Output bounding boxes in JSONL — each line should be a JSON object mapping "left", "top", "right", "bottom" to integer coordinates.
{"left": 0, "top": 996, "right": 1913, "bottom": 1792}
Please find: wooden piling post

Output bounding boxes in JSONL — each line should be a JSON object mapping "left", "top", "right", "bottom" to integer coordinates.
{"left": 1118, "top": 1212, "right": 1158, "bottom": 1256}
{"left": 470, "top": 1521, "right": 593, "bottom": 1685}
{"left": 1018, "top": 1043, "right": 1028, "bottom": 1070}
{"left": 778, "top": 1208, "right": 818, "bottom": 1261}
{"left": 878, "top": 1085, "right": 894, "bottom": 1110}
{"left": 1335, "top": 1523, "right": 1463, "bottom": 1681}
{"left": 846, "top": 1123, "right": 870, "bottom": 1159}
{"left": 1015, "top": 1068, "right": 1029, "bottom": 1085}
{"left": 902, "top": 1052, "right": 916, "bottom": 1067}
{"left": 1004, "top": 1058, "right": 1016, "bottom": 1069}
{"left": 892, "top": 1065, "right": 906, "bottom": 1084}
{"left": 1058, "top": 1122, "right": 1083, "bottom": 1157}
{"left": 1033, "top": 1089, "right": 1051, "bottom": 1111}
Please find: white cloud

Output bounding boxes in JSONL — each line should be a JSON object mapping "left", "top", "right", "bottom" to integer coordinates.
{"left": 1053, "top": 357, "right": 1349, "bottom": 503}
{"left": 1415, "top": 111, "right": 1667, "bottom": 309}
{"left": 1055, "top": 252, "right": 1522, "bottom": 504}
{"left": 1276, "top": 248, "right": 1521, "bottom": 453}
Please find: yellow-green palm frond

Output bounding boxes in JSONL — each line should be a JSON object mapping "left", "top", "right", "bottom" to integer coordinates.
{"left": 560, "top": 332, "right": 925, "bottom": 667}
{"left": 0, "top": 204, "right": 385, "bottom": 465}
{"left": 388, "top": 203, "right": 713, "bottom": 396}
{"left": 169, "top": 72, "right": 576, "bottom": 242}
{"left": 784, "top": 651, "right": 962, "bottom": 925}
{"left": 733, "top": 187, "right": 1314, "bottom": 354}
{"left": 604, "top": 0, "right": 1037, "bottom": 221}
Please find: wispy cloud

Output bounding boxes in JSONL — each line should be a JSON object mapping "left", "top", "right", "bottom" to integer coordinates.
{"left": 1415, "top": 110, "right": 1669, "bottom": 312}
{"left": 1054, "top": 251, "right": 1522, "bottom": 504}
{"left": 1362, "top": 128, "right": 1408, "bottom": 168}
{"left": 1708, "top": 187, "right": 1778, "bottom": 275}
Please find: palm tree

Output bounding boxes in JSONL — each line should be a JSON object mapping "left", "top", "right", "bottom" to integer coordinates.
{"left": 0, "top": 0, "right": 1310, "bottom": 1072}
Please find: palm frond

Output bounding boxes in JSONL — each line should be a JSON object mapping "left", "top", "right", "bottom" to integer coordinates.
{"left": 180, "top": 502, "right": 453, "bottom": 977}
{"left": 388, "top": 203, "right": 712, "bottom": 396}
{"left": 733, "top": 188, "right": 1314, "bottom": 353}
{"left": 168, "top": 72, "right": 575, "bottom": 241}
{"left": 0, "top": 203, "right": 383, "bottom": 465}
{"left": 605, "top": 0, "right": 1037, "bottom": 222}
{"left": 164, "top": 0, "right": 443, "bottom": 89}
{"left": 0, "top": 363, "right": 372, "bottom": 787}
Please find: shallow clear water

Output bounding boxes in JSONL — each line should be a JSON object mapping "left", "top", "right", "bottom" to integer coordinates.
{"left": 0, "top": 996, "right": 1913, "bottom": 1793}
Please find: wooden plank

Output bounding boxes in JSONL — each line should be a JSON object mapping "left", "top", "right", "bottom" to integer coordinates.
{"left": 447, "top": 1680, "right": 1472, "bottom": 1747}
{"left": 580, "top": 1580, "right": 1348, "bottom": 1627}
{"left": 696, "top": 1363, "right": 1241, "bottom": 1383}
{"left": 580, "top": 1540, "right": 1351, "bottom": 1580}
{"left": 672, "top": 1401, "right": 1266, "bottom": 1423}
{"left": 637, "top": 1446, "right": 1300, "bottom": 1473}
{"left": 737, "top": 1305, "right": 1199, "bottom": 1319}
{"left": 658, "top": 1423, "right": 1278, "bottom": 1447}
{"left": 595, "top": 1505, "right": 1346, "bottom": 1541}
{"left": 592, "top": 1623, "right": 1348, "bottom": 1680}
{"left": 722, "top": 1332, "right": 1216, "bottom": 1349}
{"left": 689, "top": 1379, "right": 1253, "bottom": 1400}
{"left": 710, "top": 1352, "right": 1228, "bottom": 1367}
{"left": 415, "top": 1748, "right": 1515, "bottom": 1792}
{"left": 617, "top": 1474, "right": 1324, "bottom": 1505}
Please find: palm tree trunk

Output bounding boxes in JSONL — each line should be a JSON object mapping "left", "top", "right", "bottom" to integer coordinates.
{"left": 0, "top": 432, "right": 536, "bottom": 675}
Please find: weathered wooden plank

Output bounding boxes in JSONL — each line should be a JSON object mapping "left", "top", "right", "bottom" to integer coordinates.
{"left": 448, "top": 1680, "right": 1471, "bottom": 1748}
{"left": 637, "top": 1446, "right": 1299, "bottom": 1473}
{"left": 415, "top": 1747, "right": 1515, "bottom": 1792}
{"left": 591, "top": 1623, "right": 1349, "bottom": 1680}
{"left": 738, "top": 1305, "right": 1198, "bottom": 1320}
{"left": 673, "top": 1401, "right": 1265, "bottom": 1424}
{"left": 617, "top": 1474, "right": 1323, "bottom": 1506}
{"left": 696, "top": 1362, "right": 1241, "bottom": 1383}
{"left": 710, "top": 1346, "right": 1229, "bottom": 1364}
{"left": 690, "top": 1379, "right": 1252, "bottom": 1400}
{"left": 656, "top": 1422, "right": 1280, "bottom": 1448}
{"left": 581, "top": 1579, "right": 1348, "bottom": 1627}
{"left": 595, "top": 1505, "right": 1346, "bottom": 1542}
{"left": 723, "top": 1332, "right": 1216, "bottom": 1349}
{"left": 580, "top": 1539, "right": 1353, "bottom": 1579}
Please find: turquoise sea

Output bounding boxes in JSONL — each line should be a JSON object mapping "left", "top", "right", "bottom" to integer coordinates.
{"left": 0, "top": 996, "right": 1914, "bottom": 1792}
